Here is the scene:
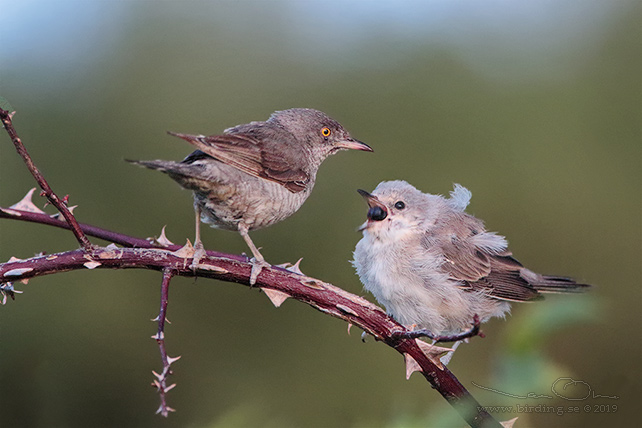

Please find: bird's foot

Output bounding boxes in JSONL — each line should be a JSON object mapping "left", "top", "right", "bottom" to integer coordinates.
{"left": 392, "top": 315, "right": 483, "bottom": 343}
{"left": 249, "top": 258, "right": 271, "bottom": 286}
{"left": 189, "top": 240, "right": 207, "bottom": 271}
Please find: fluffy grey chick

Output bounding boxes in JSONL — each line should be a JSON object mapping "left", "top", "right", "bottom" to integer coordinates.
{"left": 129, "top": 108, "right": 371, "bottom": 283}
{"left": 353, "top": 180, "right": 590, "bottom": 340}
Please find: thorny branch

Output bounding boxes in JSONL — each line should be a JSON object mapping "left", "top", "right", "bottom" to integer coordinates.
{"left": 0, "top": 107, "right": 501, "bottom": 428}
{"left": 151, "top": 268, "right": 180, "bottom": 417}
{"left": 0, "top": 107, "right": 92, "bottom": 250}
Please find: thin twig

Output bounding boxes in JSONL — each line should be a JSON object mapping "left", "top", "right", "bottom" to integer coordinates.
{"left": 0, "top": 107, "right": 92, "bottom": 250}
{"left": 151, "top": 268, "right": 179, "bottom": 417}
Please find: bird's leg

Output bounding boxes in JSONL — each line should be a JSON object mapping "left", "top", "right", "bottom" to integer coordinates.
{"left": 440, "top": 340, "right": 464, "bottom": 366}
{"left": 190, "top": 204, "right": 207, "bottom": 270}
{"left": 392, "top": 314, "right": 483, "bottom": 342}
{"left": 238, "top": 223, "right": 270, "bottom": 286}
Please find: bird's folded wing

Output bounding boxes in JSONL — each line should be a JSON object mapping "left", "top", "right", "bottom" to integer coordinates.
{"left": 172, "top": 132, "right": 310, "bottom": 193}
{"left": 435, "top": 230, "right": 542, "bottom": 302}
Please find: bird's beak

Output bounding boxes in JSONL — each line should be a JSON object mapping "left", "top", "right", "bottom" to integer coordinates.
{"left": 335, "top": 138, "right": 373, "bottom": 152}
{"left": 356, "top": 189, "right": 388, "bottom": 231}
{"left": 357, "top": 189, "right": 385, "bottom": 208}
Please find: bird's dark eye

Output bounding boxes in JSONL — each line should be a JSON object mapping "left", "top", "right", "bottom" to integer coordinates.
{"left": 321, "top": 127, "right": 331, "bottom": 137}
{"left": 394, "top": 201, "right": 405, "bottom": 210}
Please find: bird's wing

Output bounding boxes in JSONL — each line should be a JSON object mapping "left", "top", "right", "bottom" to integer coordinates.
{"left": 172, "top": 132, "right": 310, "bottom": 193}
{"left": 464, "top": 254, "right": 543, "bottom": 302}
{"left": 427, "top": 215, "right": 542, "bottom": 302}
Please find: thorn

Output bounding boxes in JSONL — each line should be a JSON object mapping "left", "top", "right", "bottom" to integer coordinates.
{"left": 10, "top": 188, "right": 45, "bottom": 214}
{"left": 152, "top": 370, "right": 163, "bottom": 380}
{"left": 290, "top": 258, "right": 304, "bottom": 274}
{"left": 147, "top": 226, "right": 175, "bottom": 247}
{"left": 276, "top": 258, "right": 304, "bottom": 275}
{"left": 165, "top": 383, "right": 177, "bottom": 392}
{"left": 67, "top": 205, "right": 78, "bottom": 214}
{"left": 152, "top": 379, "right": 161, "bottom": 389}
{"left": 3, "top": 267, "right": 34, "bottom": 277}
{"left": 8, "top": 256, "right": 23, "bottom": 263}
{"left": 414, "top": 340, "right": 453, "bottom": 371}
{"left": 262, "top": 288, "right": 290, "bottom": 308}
{"left": 347, "top": 323, "right": 353, "bottom": 335}
{"left": 172, "top": 239, "right": 195, "bottom": 260}
{"left": 151, "top": 331, "right": 164, "bottom": 340}
{"left": 105, "top": 243, "right": 119, "bottom": 251}
{"left": 83, "top": 261, "right": 101, "bottom": 269}
{"left": 404, "top": 353, "right": 422, "bottom": 379}
{"left": 152, "top": 315, "right": 172, "bottom": 324}
{"left": 166, "top": 355, "right": 182, "bottom": 365}
{"left": 157, "top": 226, "right": 174, "bottom": 246}
{"left": 501, "top": 417, "right": 519, "bottom": 428}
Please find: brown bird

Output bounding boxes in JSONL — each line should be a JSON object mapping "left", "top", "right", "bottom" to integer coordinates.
{"left": 130, "top": 108, "right": 371, "bottom": 283}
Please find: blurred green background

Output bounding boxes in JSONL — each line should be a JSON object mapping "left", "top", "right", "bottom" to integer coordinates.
{"left": 1, "top": 1, "right": 640, "bottom": 427}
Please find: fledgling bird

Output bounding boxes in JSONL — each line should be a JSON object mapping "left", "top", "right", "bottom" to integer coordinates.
{"left": 353, "top": 180, "right": 590, "bottom": 346}
{"left": 129, "top": 108, "right": 371, "bottom": 283}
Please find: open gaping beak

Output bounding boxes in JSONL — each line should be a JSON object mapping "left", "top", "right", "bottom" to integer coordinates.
{"left": 356, "top": 189, "right": 388, "bottom": 230}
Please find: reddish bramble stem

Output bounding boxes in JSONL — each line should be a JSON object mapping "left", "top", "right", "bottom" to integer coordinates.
{"left": 0, "top": 107, "right": 92, "bottom": 250}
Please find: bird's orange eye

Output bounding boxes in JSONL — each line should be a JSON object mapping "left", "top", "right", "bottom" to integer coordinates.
{"left": 321, "top": 127, "right": 331, "bottom": 137}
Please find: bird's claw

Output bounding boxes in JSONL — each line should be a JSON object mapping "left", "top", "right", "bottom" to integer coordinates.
{"left": 189, "top": 241, "right": 207, "bottom": 271}
{"left": 392, "top": 314, "right": 483, "bottom": 343}
{"left": 249, "top": 258, "right": 271, "bottom": 286}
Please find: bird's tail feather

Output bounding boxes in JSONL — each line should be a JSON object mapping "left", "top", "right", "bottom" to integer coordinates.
{"left": 126, "top": 159, "right": 215, "bottom": 192}
{"left": 126, "top": 159, "right": 201, "bottom": 179}
{"left": 126, "top": 159, "right": 177, "bottom": 172}
{"left": 532, "top": 275, "right": 591, "bottom": 293}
